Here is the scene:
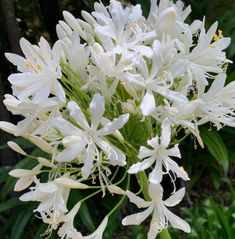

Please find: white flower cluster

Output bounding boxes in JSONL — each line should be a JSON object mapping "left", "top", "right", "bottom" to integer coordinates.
{"left": 0, "top": 0, "right": 233, "bottom": 238}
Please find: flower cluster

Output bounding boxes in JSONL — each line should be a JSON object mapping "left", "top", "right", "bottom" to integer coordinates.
{"left": 1, "top": 0, "right": 233, "bottom": 238}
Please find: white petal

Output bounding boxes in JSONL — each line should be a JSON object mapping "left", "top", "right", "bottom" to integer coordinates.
{"left": 164, "top": 188, "right": 185, "bottom": 207}
{"left": 149, "top": 159, "right": 163, "bottom": 184}
{"left": 9, "top": 169, "right": 39, "bottom": 178}
{"left": 126, "top": 190, "right": 151, "bottom": 208}
{"left": 164, "top": 207, "right": 191, "bottom": 233}
{"left": 81, "top": 143, "right": 95, "bottom": 179}
{"left": 138, "top": 146, "right": 154, "bottom": 159}
{"left": 128, "top": 157, "right": 155, "bottom": 174}
{"left": 122, "top": 204, "right": 153, "bottom": 226}
{"left": 56, "top": 142, "right": 87, "bottom": 162}
{"left": 68, "top": 101, "right": 90, "bottom": 130}
{"left": 97, "top": 114, "right": 129, "bottom": 136}
{"left": 7, "top": 141, "right": 27, "bottom": 155}
{"left": 107, "top": 185, "right": 126, "bottom": 195}
{"left": 157, "top": 7, "right": 177, "bottom": 32}
{"left": 14, "top": 177, "right": 33, "bottom": 191}
{"left": 148, "top": 183, "right": 163, "bottom": 200}
{"left": 0, "top": 121, "right": 16, "bottom": 134}
{"left": 89, "top": 93, "right": 105, "bottom": 131}
{"left": 84, "top": 216, "right": 108, "bottom": 239}
{"left": 29, "top": 135, "right": 53, "bottom": 154}
{"left": 166, "top": 157, "right": 190, "bottom": 181}
{"left": 160, "top": 118, "right": 171, "bottom": 148}
{"left": 55, "top": 177, "right": 89, "bottom": 189}
{"left": 53, "top": 117, "right": 83, "bottom": 136}
{"left": 140, "top": 90, "right": 155, "bottom": 116}
{"left": 166, "top": 145, "right": 181, "bottom": 158}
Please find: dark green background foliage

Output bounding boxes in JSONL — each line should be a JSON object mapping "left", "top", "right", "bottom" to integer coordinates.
{"left": 0, "top": 0, "right": 235, "bottom": 238}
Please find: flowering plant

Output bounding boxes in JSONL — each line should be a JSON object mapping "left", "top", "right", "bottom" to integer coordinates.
{"left": 0, "top": 0, "right": 233, "bottom": 238}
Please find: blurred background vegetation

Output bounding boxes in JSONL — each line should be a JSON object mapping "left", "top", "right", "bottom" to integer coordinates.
{"left": 0, "top": 0, "right": 235, "bottom": 238}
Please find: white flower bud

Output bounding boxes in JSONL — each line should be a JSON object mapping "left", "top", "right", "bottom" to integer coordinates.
{"left": 157, "top": 7, "right": 177, "bottom": 32}
{"left": 7, "top": 141, "right": 27, "bottom": 156}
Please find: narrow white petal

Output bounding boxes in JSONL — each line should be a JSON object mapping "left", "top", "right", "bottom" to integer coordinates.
{"left": 81, "top": 143, "right": 95, "bottom": 179}
{"left": 68, "top": 101, "right": 90, "bottom": 130}
{"left": 138, "top": 146, "right": 154, "bottom": 159}
{"left": 128, "top": 157, "right": 155, "bottom": 174}
{"left": 160, "top": 119, "right": 171, "bottom": 148}
{"left": 126, "top": 190, "right": 151, "bottom": 208}
{"left": 122, "top": 204, "right": 153, "bottom": 226}
{"left": 166, "top": 157, "right": 190, "bottom": 181}
{"left": 148, "top": 183, "right": 163, "bottom": 200}
{"left": 164, "top": 188, "right": 185, "bottom": 207}
{"left": 29, "top": 135, "right": 53, "bottom": 154}
{"left": 89, "top": 93, "right": 105, "bottom": 131}
{"left": 164, "top": 207, "right": 191, "bottom": 233}
{"left": 56, "top": 142, "right": 87, "bottom": 162}
{"left": 84, "top": 216, "right": 108, "bottom": 239}
{"left": 53, "top": 117, "right": 83, "bottom": 136}
{"left": 9, "top": 169, "right": 39, "bottom": 178}
{"left": 140, "top": 90, "right": 155, "bottom": 116}
{"left": 55, "top": 177, "right": 89, "bottom": 189}
{"left": 0, "top": 121, "right": 16, "bottom": 134}
{"left": 7, "top": 141, "right": 27, "bottom": 155}
{"left": 14, "top": 177, "right": 33, "bottom": 191}
{"left": 97, "top": 114, "right": 129, "bottom": 136}
{"left": 149, "top": 160, "right": 163, "bottom": 184}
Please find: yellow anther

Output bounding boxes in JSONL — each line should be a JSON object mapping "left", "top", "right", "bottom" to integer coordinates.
{"left": 26, "top": 59, "right": 42, "bottom": 73}
{"left": 213, "top": 30, "right": 223, "bottom": 42}
{"left": 180, "top": 166, "right": 185, "bottom": 173}
{"left": 129, "top": 21, "right": 137, "bottom": 31}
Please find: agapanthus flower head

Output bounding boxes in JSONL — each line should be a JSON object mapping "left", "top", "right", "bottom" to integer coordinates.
{"left": 1, "top": 0, "right": 233, "bottom": 238}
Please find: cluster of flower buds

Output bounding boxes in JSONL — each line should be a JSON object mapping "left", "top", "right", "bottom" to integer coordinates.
{"left": 1, "top": 0, "right": 233, "bottom": 238}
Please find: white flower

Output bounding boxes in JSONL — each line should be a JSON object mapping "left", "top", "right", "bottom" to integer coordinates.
{"left": 122, "top": 183, "right": 190, "bottom": 239}
{"left": 53, "top": 93, "right": 129, "bottom": 179}
{"left": 3, "top": 94, "right": 58, "bottom": 136}
{"left": 59, "top": 201, "right": 108, "bottom": 239}
{"left": 128, "top": 118, "right": 189, "bottom": 184}
{"left": 91, "top": 0, "right": 155, "bottom": 58}
{"left": 5, "top": 37, "right": 65, "bottom": 103}
{"left": 198, "top": 73, "right": 235, "bottom": 128}
{"left": 20, "top": 176, "right": 71, "bottom": 229}
{"left": 9, "top": 164, "right": 42, "bottom": 191}
{"left": 124, "top": 39, "right": 188, "bottom": 116}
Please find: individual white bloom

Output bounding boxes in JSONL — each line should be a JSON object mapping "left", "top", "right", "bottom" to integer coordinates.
{"left": 128, "top": 118, "right": 189, "bottom": 184}
{"left": 198, "top": 73, "right": 235, "bottom": 129}
{"left": 83, "top": 216, "right": 108, "bottom": 239}
{"left": 122, "top": 183, "right": 190, "bottom": 238}
{"left": 9, "top": 164, "right": 42, "bottom": 191}
{"left": 60, "top": 31, "right": 90, "bottom": 81}
{"left": 5, "top": 37, "right": 65, "bottom": 103}
{"left": 58, "top": 202, "right": 82, "bottom": 239}
{"left": 91, "top": 0, "right": 155, "bottom": 59}
{"left": 148, "top": 0, "right": 191, "bottom": 36}
{"left": 7, "top": 141, "right": 27, "bottom": 155}
{"left": 181, "top": 21, "right": 231, "bottom": 95}
{"left": 3, "top": 94, "right": 58, "bottom": 136}
{"left": 59, "top": 201, "right": 108, "bottom": 239}
{"left": 124, "top": 39, "right": 188, "bottom": 116}
{"left": 20, "top": 176, "right": 71, "bottom": 230}
{"left": 53, "top": 93, "right": 129, "bottom": 179}
{"left": 152, "top": 99, "right": 204, "bottom": 147}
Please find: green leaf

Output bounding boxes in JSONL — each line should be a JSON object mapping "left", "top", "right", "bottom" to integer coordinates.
{"left": 10, "top": 205, "right": 34, "bottom": 239}
{"left": 200, "top": 128, "right": 229, "bottom": 174}
{"left": 0, "top": 197, "right": 22, "bottom": 213}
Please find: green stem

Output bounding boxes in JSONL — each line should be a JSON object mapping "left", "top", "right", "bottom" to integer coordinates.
{"left": 136, "top": 171, "right": 172, "bottom": 239}
{"left": 159, "top": 229, "right": 172, "bottom": 239}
